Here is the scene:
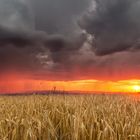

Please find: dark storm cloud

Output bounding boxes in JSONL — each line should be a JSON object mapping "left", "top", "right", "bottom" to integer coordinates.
{"left": 0, "top": 0, "right": 92, "bottom": 76}
{"left": 79, "top": 0, "right": 140, "bottom": 55}
{"left": 0, "top": 26, "right": 34, "bottom": 47}
{"left": 0, "top": 0, "right": 34, "bottom": 32}
{"left": 0, "top": 0, "right": 41, "bottom": 74}
{"left": 1, "top": 0, "right": 140, "bottom": 81}
{"left": 30, "top": 0, "right": 91, "bottom": 34}
{"left": 45, "top": 33, "right": 87, "bottom": 61}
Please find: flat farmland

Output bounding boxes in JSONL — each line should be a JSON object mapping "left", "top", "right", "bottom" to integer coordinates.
{"left": 0, "top": 94, "right": 140, "bottom": 140}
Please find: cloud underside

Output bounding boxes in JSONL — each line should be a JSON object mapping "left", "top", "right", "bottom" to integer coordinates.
{"left": 0, "top": 0, "right": 140, "bottom": 81}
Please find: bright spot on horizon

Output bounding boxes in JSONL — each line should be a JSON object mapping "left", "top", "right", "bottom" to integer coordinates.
{"left": 133, "top": 85, "right": 140, "bottom": 92}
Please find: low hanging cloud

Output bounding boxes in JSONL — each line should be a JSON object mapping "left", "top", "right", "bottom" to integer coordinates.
{"left": 1, "top": 0, "right": 140, "bottom": 81}
{"left": 0, "top": 0, "right": 91, "bottom": 76}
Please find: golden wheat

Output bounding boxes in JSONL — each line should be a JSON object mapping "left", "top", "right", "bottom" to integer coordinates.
{"left": 0, "top": 94, "right": 140, "bottom": 140}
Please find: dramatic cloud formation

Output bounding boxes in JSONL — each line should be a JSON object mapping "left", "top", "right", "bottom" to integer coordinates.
{"left": 0, "top": 0, "right": 91, "bottom": 77}
{"left": 80, "top": 0, "right": 140, "bottom": 55}
{"left": 1, "top": 0, "right": 140, "bottom": 81}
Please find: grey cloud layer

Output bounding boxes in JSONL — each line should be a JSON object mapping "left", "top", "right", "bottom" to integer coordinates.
{"left": 0, "top": 0, "right": 34, "bottom": 32}
{"left": 30, "top": 0, "right": 91, "bottom": 34}
{"left": 0, "top": 0, "right": 140, "bottom": 80}
{"left": 0, "top": 0, "right": 91, "bottom": 75}
{"left": 80, "top": 0, "right": 140, "bottom": 55}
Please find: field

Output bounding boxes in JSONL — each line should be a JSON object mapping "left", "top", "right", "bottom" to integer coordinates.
{"left": 0, "top": 94, "right": 140, "bottom": 140}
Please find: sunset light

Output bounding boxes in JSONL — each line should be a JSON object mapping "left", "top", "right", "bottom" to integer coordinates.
{"left": 1, "top": 0, "right": 140, "bottom": 139}
{"left": 0, "top": 77, "right": 140, "bottom": 94}
{"left": 133, "top": 85, "right": 140, "bottom": 92}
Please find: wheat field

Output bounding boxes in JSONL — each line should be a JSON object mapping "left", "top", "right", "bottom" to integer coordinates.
{"left": 0, "top": 94, "right": 140, "bottom": 140}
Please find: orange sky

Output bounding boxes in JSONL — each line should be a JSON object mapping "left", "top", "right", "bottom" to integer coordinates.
{"left": 0, "top": 74, "right": 140, "bottom": 93}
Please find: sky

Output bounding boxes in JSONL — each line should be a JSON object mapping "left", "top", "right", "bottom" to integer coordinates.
{"left": 0, "top": 0, "right": 140, "bottom": 93}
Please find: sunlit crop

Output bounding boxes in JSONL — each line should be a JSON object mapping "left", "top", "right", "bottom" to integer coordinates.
{"left": 0, "top": 94, "right": 140, "bottom": 140}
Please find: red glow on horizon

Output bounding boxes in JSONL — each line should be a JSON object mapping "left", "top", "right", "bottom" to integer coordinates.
{"left": 0, "top": 78, "right": 140, "bottom": 94}
{"left": 0, "top": 73, "right": 140, "bottom": 94}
